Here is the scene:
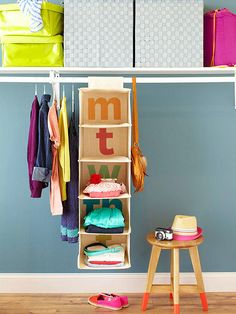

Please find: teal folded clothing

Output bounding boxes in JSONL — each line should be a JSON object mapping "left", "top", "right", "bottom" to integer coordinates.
{"left": 83, "top": 207, "right": 125, "bottom": 229}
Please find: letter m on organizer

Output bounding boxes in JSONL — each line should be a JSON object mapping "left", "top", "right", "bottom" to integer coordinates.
{"left": 88, "top": 97, "right": 121, "bottom": 120}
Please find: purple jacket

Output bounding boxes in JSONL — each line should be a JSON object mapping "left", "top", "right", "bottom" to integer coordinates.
{"left": 27, "top": 96, "right": 43, "bottom": 198}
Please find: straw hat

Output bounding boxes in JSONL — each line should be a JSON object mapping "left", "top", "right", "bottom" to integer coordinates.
{"left": 172, "top": 215, "right": 202, "bottom": 240}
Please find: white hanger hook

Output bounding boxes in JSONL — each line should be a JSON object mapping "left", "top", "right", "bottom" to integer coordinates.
{"left": 72, "top": 85, "right": 75, "bottom": 113}
{"left": 43, "top": 84, "right": 46, "bottom": 94}
{"left": 52, "top": 83, "right": 56, "bottom": 101}
{"left": 35, "top": 84, "right": 37, "bottom": 96}
{"left": 63, "top": 85, "right": 65, "bottom": 98}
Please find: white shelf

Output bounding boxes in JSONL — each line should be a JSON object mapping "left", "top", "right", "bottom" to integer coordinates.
{"left": 0, "top": 67, "right": 235, "bottom": 87}
{"left": 79, "top": 156, "right": 131, "bottom": 163}
{"left": 79, "top": 226, "right": 131, "bottom": 235}
{"left": 79, "top": 193, "right": 131, "bottom": 200}
{"left": 79, "top": 123, "right": 131, "bottom": 128}
{"left": 78, "top": 256, "right": 131, "bottom": 270}
{"left": 0, "top": 67, "right": 236, "bottom": 75}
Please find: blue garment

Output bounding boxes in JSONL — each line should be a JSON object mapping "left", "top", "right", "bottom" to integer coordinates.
{"left": 85, "top": 225, "right": 124, "bottom": 234}
{"left": 32, "top": 94, "right": 52, "bottom": 185}
{"left": 61, "top": 113, "right": 79, "bottom": 243}
{"left": 83, "top": 207, "right": 125, "bottom": 229}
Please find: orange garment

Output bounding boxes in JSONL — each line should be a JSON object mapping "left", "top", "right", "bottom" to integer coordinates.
{"left": 48, "top": 100, "right": 63, "bottom": 215}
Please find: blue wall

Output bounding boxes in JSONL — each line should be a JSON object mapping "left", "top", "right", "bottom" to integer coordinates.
{"left": 0, "top": 0, "right": 236, "bottom": 273}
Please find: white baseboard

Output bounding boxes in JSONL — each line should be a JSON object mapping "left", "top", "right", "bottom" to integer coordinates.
{"left": 0, "top": 273, "right": 235, "bottom": 293}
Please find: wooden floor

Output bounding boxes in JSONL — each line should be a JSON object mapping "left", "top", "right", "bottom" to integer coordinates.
{"left": 0, "top": 293, "right": 235, "bottom": 314}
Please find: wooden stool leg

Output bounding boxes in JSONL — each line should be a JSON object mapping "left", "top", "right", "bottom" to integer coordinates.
{"left": 170, "top": 250, "right": 174, "bottom": 300}
{"left": 189, "top": 246, "right": 208, "bottom": 311}
{"left": 142, "top": 246, "right": 161, "bottom": 311}
{"left": 173, "top": 248, "right": 180, "bottom": 314}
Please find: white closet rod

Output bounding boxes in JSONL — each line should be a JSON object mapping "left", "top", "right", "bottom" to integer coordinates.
{"left": 0, "top": 77, "right": 234, "bottom": 83}
{"left": 0, "top": 70, "right": 235, "bottom": 107}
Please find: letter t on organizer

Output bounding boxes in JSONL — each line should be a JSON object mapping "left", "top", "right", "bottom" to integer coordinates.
{"left": 96, "top": 128, "right": 114, "bottom": 155}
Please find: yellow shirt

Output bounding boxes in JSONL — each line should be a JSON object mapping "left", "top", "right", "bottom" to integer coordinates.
{"left": 59, "top": 96, "right": 70, "bottom": 201}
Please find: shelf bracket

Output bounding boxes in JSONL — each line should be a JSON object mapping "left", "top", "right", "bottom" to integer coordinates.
{"left": 49, "top": 70, "right": 60, "bottom": 110}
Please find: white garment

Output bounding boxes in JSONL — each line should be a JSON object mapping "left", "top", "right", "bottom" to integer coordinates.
{"left": 85, "top": 259, "right": 124, "bottom": 268}
{"left": 17, "top": 0, "right": 43, "bottom": 32}
{"left": 86, "top": 245, "right": 125, "bottom": 263}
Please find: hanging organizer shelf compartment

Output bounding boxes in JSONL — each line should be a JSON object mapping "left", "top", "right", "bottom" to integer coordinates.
{"left": 78, "top": 234, "right": 131, "bottom": 270}
{"left": 79, "top": 156, "right": 131, "bottom": 162}
{"left": 78, "top": 84, "right": 131, "bottom": 269}
{"left": 79, "top": 197, "right": 131, "bottom": 235}
{"left": 78, "top": 193, "right": 131, "bottom": 200}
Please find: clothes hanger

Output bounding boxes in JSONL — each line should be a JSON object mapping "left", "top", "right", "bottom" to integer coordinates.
{"left": 62, "top": 85, "right": 65, "bottom": 98}
{"left": 52, "top": 83, "right": 56, "bottom": 102}
{"left": 72, "top": 85, "right": 75, "bottom": 113}
{"left": 51, "top": 82, "right": 59, "bottom": 110}
{"left": 43, "top": 84, "right": 46, "bottom": 94}
{"left": 35, "top": 84, "right": 37, "bottom": 96}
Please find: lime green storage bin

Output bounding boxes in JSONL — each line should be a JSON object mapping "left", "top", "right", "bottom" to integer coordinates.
{"left": 0, "top": 2, "right": 63, "bottom": 37}
{"left": 2, "top": 35, "right": 64, "bottom": 67}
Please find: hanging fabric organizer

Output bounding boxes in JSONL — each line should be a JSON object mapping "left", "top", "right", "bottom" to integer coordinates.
{"left": 78, "top": 78, "right": 131, "bottom": 269}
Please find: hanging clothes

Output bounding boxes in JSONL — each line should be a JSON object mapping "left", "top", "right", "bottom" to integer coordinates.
{"left": 58, "top": 96, "right": 70, "bottom": 201}
{"left": 32, "top": 94, "right": 52, "bottom": 187}
{"left": 61, "top": 113, "right": 78, "bottom": 243}
{"left": 48, "top": 99, "right": 63, "bottom": 216}
{"left": 27, "top": 95, "right": 43, "bottom": 198}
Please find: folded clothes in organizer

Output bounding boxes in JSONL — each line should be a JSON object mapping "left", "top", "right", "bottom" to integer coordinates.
{"left": 85, "top": 259, "right": 124, "bottom": 268}
{"left": 83, "top": 178, "right": 127, "bottom": 198}
{"left": 83, "top": 207, "right": 125, "bottom": 230}
{"left": 85, "top": 225, "right": 124, "bottom": 234}
{"left": 83, "top": 243, "right": 125, "bottom": 267}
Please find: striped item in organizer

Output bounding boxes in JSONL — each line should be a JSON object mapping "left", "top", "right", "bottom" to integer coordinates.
{"left": 17, "top": 0, "right": 43, "bottom": 32}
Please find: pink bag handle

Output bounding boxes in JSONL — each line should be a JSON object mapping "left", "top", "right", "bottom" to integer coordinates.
{"left": 210, "top": 9, "right": 218, "bottom": 67}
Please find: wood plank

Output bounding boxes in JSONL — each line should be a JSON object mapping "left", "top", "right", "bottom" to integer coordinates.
{"left": 173, "top": 248, "right": 180, "bottom": 305}
{"left": 0, "top": 293, "right": 236, "bottom": 314}
{"left": 151, "top": 285, "right": 172, "bottom": 293}
{"left": 151, "top": 284, "right": 198, "bottom": 294}
{"left": 189, "top": 246, "right": 206, "bottom": 293}
{"left": 180, "top": 285, "right": 199, "bottom": 294}
{"left": 145, "top": 246, "right": 161, "bottom": 293}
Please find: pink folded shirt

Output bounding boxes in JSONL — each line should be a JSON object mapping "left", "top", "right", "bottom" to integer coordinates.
{"left": 83, "top": 179, "right": 127, "bottom": 198}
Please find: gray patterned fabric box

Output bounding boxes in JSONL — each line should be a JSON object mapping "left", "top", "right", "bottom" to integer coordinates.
{"left": 64, "top": 0, "right": 133, "bottom": 67}
{"left": 135, "top": 0, "right": 203, "bottom": 67}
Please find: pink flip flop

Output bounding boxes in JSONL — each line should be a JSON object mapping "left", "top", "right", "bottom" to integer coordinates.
{"left": 88, "top": 294, "right": 122, "bottom": 311}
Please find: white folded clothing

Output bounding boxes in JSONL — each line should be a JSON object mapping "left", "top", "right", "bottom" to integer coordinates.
{"left": 86, "top": 244, "right": 125, "bottom": 263}
{"left": 85, "top": 259, "right": 125, "bottom": 268}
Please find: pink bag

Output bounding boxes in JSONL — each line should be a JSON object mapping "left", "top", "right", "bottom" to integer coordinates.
{"left": 204, "top": 8, "right": 236, "bottom": 67}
